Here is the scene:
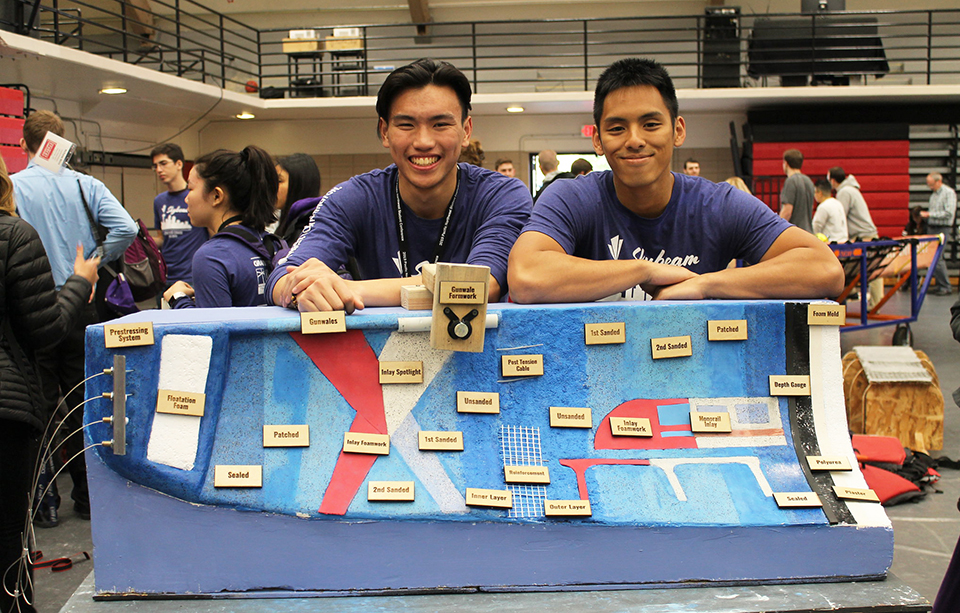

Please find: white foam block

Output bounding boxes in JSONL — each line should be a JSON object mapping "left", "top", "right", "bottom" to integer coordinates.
{"left": 146, "top": 335, "right": 213, "bottom": 471}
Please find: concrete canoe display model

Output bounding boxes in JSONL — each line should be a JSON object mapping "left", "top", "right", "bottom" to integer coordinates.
{"left": 83, "top": 300, "right": 892, "bottom": 598}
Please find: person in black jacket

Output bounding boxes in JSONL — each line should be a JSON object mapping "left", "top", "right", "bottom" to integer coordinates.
{"left": 0, "top": 157, "right": 99, "bottom": 613}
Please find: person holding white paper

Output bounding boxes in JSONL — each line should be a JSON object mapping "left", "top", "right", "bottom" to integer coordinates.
{"left": 11, "top": 110, "right": 136, "bottom": 522}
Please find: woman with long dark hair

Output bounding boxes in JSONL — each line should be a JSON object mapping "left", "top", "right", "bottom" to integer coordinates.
{"left": 275, "top": 153, "right": 321, "bottom": 245}
{"left": 162, "top": 145, "right": 280, "bottom": 308}
{"left": 0, "top": 156, "right": 99, "bottom": 613}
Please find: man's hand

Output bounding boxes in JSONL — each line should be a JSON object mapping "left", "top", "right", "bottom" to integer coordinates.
{"left": 276, "top": 258, "right": 364, "bottom": 313}
{"left": 650, "top": 275, "right": 709, "bottom": 300}
{"left": 73, "top": 244, "right": 101, "bottom": 302}
{"left": 163, "top": 280, "right": 194, "bottom": 303}
{"left": 637, "top": 261, "right": 699, "bottom": 297}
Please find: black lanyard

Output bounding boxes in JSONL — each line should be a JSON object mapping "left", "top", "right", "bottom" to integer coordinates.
{"left": 393, "top": 168, "right": 460, "bottom": 278}
{"left": 217, "top": 215, "right": 244, "bottom": 233}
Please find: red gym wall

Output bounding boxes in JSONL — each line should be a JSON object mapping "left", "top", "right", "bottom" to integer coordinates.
{"left": 752, "top": 140, "right": 910, "bottom": 238}
{"left": 0, "top": 87, "right": 28, "bottom": 174}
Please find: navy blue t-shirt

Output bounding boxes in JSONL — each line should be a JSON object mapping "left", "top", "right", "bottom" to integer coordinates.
{"left": 268, "top": 163, "right": 531, "bottom": 301}
{"left": 174, "top": 224, "right": 271, "bottom": 308}
{"left": 154, "top": 189, "right": 208, "bottom": 284}
{"left": 524, "top": 171, "right": 792, "bottom": 300}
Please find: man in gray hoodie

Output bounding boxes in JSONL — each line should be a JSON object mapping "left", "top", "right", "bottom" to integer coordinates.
{"left": 829, "top": 166, "right": 882, "bottom": 307}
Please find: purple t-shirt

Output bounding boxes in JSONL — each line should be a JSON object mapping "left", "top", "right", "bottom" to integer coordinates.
{"left": 174, "top": 225, "right": 271, "bottom": 308}
{"left": 524, "top": 171, "right": 792, "bottom": 300}
{"left": 268, "top": 163, "right": 531, "bottom": 301}
{"left": 154, "top": 189, "right": 208, "bottom": 284}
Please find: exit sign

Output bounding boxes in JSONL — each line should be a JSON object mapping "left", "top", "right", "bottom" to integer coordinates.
{"left": 581, "top": 125, "right": 596, "bottom": 137}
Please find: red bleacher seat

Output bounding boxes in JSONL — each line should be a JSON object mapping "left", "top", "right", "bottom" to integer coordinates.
{"left": 0, "top": 116, "right": 24, "bottom": 147}
{"left": 1, "top": 146, "right": 28, "bottom": 173}
{"left": 0, "top": 87, "right": 24, "bottom": 118}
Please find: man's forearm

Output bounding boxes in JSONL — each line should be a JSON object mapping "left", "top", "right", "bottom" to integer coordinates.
{"left": 779, "top": 203, "right": 794, "bottom": 222}
{"left": 509, "top": 252, "right": 690, "bottom": 304}
{"left": 696, "top": 246, "right": 843, "bottom": 299}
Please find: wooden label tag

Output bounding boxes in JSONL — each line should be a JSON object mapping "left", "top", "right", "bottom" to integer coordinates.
{"left": 438, "top": 281, "right": 485, "bottom": 304}
{"left": 690, "top": 411, "right": 733, "bottom": 433}
{"left": 610, "top": 416, "right": 653, "bottom": 437}
{"left": 379, "top": 361, "right": 424, "bottom": 384}
{"left": 214, "top": 465, "right": 262, "bottom": 488}
{"left": 343, "top": 432, "right": 390, "bottom": 455}
{"left": 465, "top": 488, "right": 513, "bottom": 508}
{"left": 368, "top": 481, "right": 415, "bottom": 501}
{"left": 708, "top": 320, "right": 748, "bottom": 341}
{"left": 456, "top": 391, "right": 500, "bottom": 414}
{"left": 504, "top": 465, "right": 551, "bottom": 484}
{"left": 501, "top": 354, "right": 544, "bottom": 377}
{"left": 156, "top": 389, "right": 205, "bottom": 417}
{"left": 300, "top": 311, "right": 346, "bottom": 334}
{"left": 808, "top": 304, "right": 846, "bottom": 326}
{"left": 584, "top": 322, "right": 625, "bottom": 345}
{"left": 769, "top": 375, "right": 811, "bottom": 396}
{"left": 773, "top": 492, "right": 822, "bottom": 508}
{"left": 833, "top": 486, "right": 880, "bottom": 502}
{"left": 418, "top": 431, "right": 464, "bottom": 451}
{"left": 104, "top": 322, "right": 155, "bottom": 348}
{"left": 263, "top": 425, "right": 310, "bottom": 447}
{"left": 544, "top": 499, "right": 592, "bottom": 516}
{"left": 550, "top": 406, "right": 592, "bottom": 428}
{"left": 651, "top": 335, "right": 692, "bottom": 359}
{"left": 806, "top": 456, "right": 852, "bottom": 471}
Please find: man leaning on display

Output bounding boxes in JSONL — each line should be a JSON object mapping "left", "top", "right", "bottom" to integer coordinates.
{"left": 268, "top": 58, "right": 531, "bottom": 313}
{"left": 507, "top": 58, "right": 843, "bottom": 304}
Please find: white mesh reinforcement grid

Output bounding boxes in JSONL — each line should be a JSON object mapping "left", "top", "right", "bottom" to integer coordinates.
{"left": 500, "top": 424, "right": 546, "bottom": 518}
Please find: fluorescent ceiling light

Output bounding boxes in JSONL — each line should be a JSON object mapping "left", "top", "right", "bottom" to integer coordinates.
{"left": 99, "top": 87, "right": 127, "bottom": 95}
{"left": 506, "top": 106, "right": 524, "bottom": 113}
{"left": 236, "top": 112, "right": 256, "bottom": 120}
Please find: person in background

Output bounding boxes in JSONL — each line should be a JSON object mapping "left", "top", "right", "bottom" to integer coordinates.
{"left": 494, "top": 158, "right": 516, "bottom": 178}
{"left": 458, "top": 139, "right": 484, "bottom": 167}
{"left": 922, "top": 172, "right": 957, "bottom": 295}
{"left": 779, "top": 149, "right": 815, "bottom": 234}
{"left": 812, "top": 178, "right": 849, "bottom": 243}
{"left": 724, "top": 176, "right": 751, "bottom": 195}
{"left": 903, "top": 206, "right": 927, "bottom": 236}
{"left": 683, "top": 158, "right": 700, "bottom": 176}
{"left": 152, "top": 143, "right": 207, "bottom": 286}
{"left": 828, "top": 166, "right": 882, "bottom": 305}
{"left": 12, "top": 110, "right": 135, "bottom": 523}
{"left": 274, "top": 153, "right": 322, "bottom": 245}
{"left": 162, "top": 146, "right": 279, "bottom": 308}
{"left": 571, "top": 158, "right": 593, "bottom": 176}
{"left": 0, "top": 156, "right": 99, "bottom": 613}
{"left": 533, "top": 150, "right": 561, "bottom": 202}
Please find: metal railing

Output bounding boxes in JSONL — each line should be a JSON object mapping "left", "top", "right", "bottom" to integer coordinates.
{"left": 5, "top": 3, "right": 960, "bottom": 97}
{"left": 12, "top": 0, "right": 261, "bottom": 91}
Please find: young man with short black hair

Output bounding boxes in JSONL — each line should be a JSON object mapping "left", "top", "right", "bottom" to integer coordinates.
{"left": 812, "top": 178, "right": 849, "bottom": 243}
{"left": 151, "top": 142, "right": 207, "bottom": 285}
{"left": 268, "top": 59, "right": 531, "bottom": 312}
{"left": 508, "top": 58, "right": 842, "bottom": 303}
